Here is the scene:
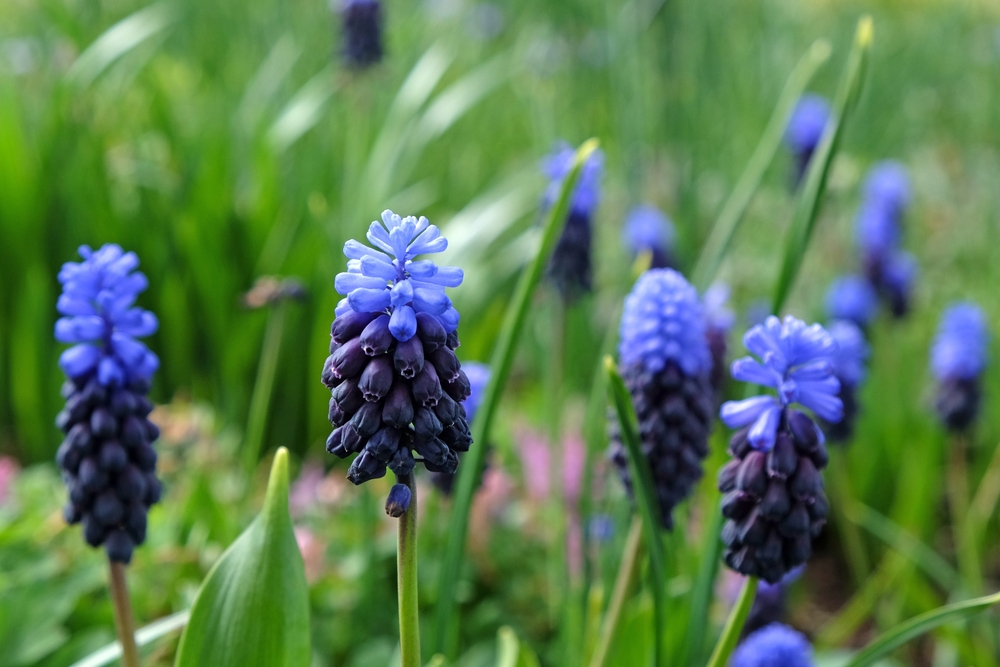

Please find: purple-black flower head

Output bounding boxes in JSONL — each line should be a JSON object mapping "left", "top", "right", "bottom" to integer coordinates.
{"left": 340, "top": 0, "right": 383, "bottom": 68}
{"left": 932, "top": 303, "right": 988, "bottom": 382}
{"left": 55, "top": 244, "right": 162, "bottom": 564}
{"left": 720, "top": 316, "right": 842, "bottom": 452}
{"left": 863, "top": 160, "right": 911, "bottom": 219}
{"left": 623, "top": 205, "right": 676, "bottom": 269}
{"left": 784, "top": 94, "right": 830, "bottom": 157}
{"left": 731, "top": 624, "right": 814, "bottom": 667}
{"left": 825, "top": 276, "right": 877, "bottom": 330}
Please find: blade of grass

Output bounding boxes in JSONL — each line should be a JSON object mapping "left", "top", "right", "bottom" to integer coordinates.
{"left": 772, "top": 16, "right": 873, "bottom": 313}
{"left": 69, "top": 611, "right": 190, "bottom": 667}
{"left": 432, "top": 139, "right": 601, "bottom": 658}
{"left": 691, "top": 38, "right": 831, "bottom": 290}
{"left": 604, "top": 357, "right": 668, "bottom": 667}
{"left": 706, "top": 577, "right": 759, "bottom": 667}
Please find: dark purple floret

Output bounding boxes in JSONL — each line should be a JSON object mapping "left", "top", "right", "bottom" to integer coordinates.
{"left": 340, "top": 0, "right": 383, "bottom": 68}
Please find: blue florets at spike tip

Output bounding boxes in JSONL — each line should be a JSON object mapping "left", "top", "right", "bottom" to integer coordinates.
{"left": 340, "top": 0, "right": 383, "bottom": 68}
{"left": 863, "top": 160, "right": 911, "bottom": 219}
{"left": 784, "top": 94, "right": 830, "bottom": 157}
{"left": 822, "top": 320, "right": 870, "bottom": 443}
{"left": 931, "top": 303, "right": 988, "bottom": 432}
{"left": 542, "top": 141, "right": 604, "bottom": 216}
{"left": 825, "top": 275, "right": 877, "bottom": 330}
{"left": 720, "top": 316, "right": 842, "bottom": 452}
{"left": 334, "top": 210, "right": 463, "bottom": 343}
{"left": 460, "top": 362, "right": 490, "bottom": 425}
{"left": 731, "top": 624, "right": 814, "bottom": 667}
{"left": 623, "top": 205, "right": 676, "bottom": 269}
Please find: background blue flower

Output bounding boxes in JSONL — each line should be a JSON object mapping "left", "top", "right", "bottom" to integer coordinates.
{"left": 931, "top": 302, "right": 988, "bottom": 381}
{"left": 825, "top": 275, "right": 878, "bottom": 329}
{"left": 623, "top": 205, "right": 675, "bottom": 267}
{"left": 542, "top": 141, "right": 604, "bottom": 216}
{"left": 731, "top": 623, "right": 814, "bottom": 667}
{"left": 784, "top": 94, "right": 830, "bottom": 156}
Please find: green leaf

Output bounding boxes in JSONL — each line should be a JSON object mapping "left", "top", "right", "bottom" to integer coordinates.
{"left": 772, "top": 16, "right": 873, "bottom": 313}
{"left": 69, "top": 611, "right": 190, "bottom": 667}
{"left": 432, "top": 139, "right": 600, "bottom": 657}
{"left": 174, "top": 448, "right": 309, "bottom": 667}
{"left": 495, "top": 627, "right": 541, "bottom": 667}
{"left": 844, "top": 590, "right": 1000, "bottom": 667}
{"left": 706, "top": 577, "right": 759, "bottom": 667}
{"left": 604, "top": 357, "right": 667, "bottom": 667}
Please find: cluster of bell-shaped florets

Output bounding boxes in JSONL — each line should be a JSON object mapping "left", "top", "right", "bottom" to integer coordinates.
{"left": 323, "top": 211, "right": 474, "bottom": 493}
{"left": 54, "top": 244, "right": 163, "bottom": 564}
{"left": 931, "top": 303, "right": 988, "bottom": 432}
{"left": 855, "top": 161, "right": 917, "bottom": 318}
{"left": 622, "top": 205, "right": 676, "bottom": 270}
{"left": 718, "top": 316, "right": 841, "bottom": 583}
{"left": 339, "top": 0, "right": 383, "bottom": 68}
{"left": 542, "top": 141, "right": 604, "bottom": 301}
{"left": 732, "top": 623, "right": 815, "bottom": 667}
{"left": 609, "top": 269, "right": 715, "bottom": 530}
{"left": 784, "top": 94, "right": 830, "bottom": 186}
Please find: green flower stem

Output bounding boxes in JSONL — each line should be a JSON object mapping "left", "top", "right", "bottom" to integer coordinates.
{"left": 242, "top": 300, "right": 288, "bottom": 471}
{"left": 397, "top": 473, "right": 421, "bottom": 667}
{"left": 588, "top": 516, "right": 642, "bottom": 667}
{"left": 108, "top": 561, "right": 141, "bottom": 667}
{"left": 706, "top": 576, "right": 759, "bottom": 667}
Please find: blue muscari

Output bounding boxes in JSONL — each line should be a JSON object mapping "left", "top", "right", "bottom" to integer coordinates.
{"left": 863, "top": 160, "right": 911, "bottom": 219}
{"left": 720, "top": 316, "right": 842, "bottom": 452}
{"left": 704, "top": 282, "right": 736, "bottom": 395}
{"left": 461, "top": 362, "right": 490, "bottom": 425}
{"left": 825, "top": 275, "right": 877, "bottom": 330}
{"left": 785, "top": 94, "right": 830, "bottom": 157}
{"left": 622, "top": 204, "right": 675, "bottom": 269}
{"left": 932, "top": 303, "right": 988, "bottom": 381}
{"left": 542, "top": 141, "right": 604, "bottom": 216}
{"left": 340, "top": 0, "right": 383, "bottom": 68}
{"left": 829, "top": 320, "right": 869, "bottom": 389}
{"left": 731, "top": 624, "right": 814, "bottom": 667}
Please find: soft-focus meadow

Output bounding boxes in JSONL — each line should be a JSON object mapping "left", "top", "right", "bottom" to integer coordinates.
{"left": 1, "top": 0, "right": 1000, "bottom": 665}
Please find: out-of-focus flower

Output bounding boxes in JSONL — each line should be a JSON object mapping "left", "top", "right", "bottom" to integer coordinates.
{"left": 517, "top": 427, "right": 551, "bottom": 502}
{"left": 242, "top": 276, "right": 307, "bottom": 308}
{"left": 610, "top": 269, "right": 714, "bottom": 530}
{"left": 339, "top": 0, "right": 383, "bottom": 68}
{"left": 704, "top": 282, "right": 736, "bottom": 398}
{"left": 622, "top": 205, "right": 676, "bottom": 270}
{"left": 295, "top": 527, "right": 325, "bottom": 583}
{"left": 431, "top": 362, "right": 490, "bottom": 494}
{"left": 721, "top": 566, "right": 804, "bottom": 638}
{"left": 54, "top": 244, "right": 163, "bottom": 564}
{"left": 731, "top": 623, "right": 814, "bottom": 667}
{"left": 0, "top": 456, "right": 19, "bottom": 506}
{"left": 822, "top": 320, "right": 870, "bottom": 443}
{"left": 862, "top": 160, "right": 911, "bottom": 221}
{"left": 825, "top": 276, "right": 878, "bottom": 331}
{"left": 562, "top": 431, "right": 586, "bottom": 506}
{"left": 784, "top": 94, "right": 830, "bottom": 186}
{"left": 932, "top": 303, "right": 988, "bottom": 432}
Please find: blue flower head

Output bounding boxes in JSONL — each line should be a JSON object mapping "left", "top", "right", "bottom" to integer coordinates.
{"left": 704, "top": 282, "right": 736, "bottom": 336}
{"left": 825, "top": 275, "right": 878, "bottom": 329}
{"left": 720, "top": 316, "right": 842, "bottom": 451}
{"left": 855, "top": 200, "right": 900, "bottom": 255}
{"left": 623, "top": 205, "right": 675, "bottom": 258}
{"left": 863, "top": 160, "right": 911, "bottom": 218}
{"left": 931, "top": 303, "right": 988, "bottom": 381}
{"left": 334, "top": 210, "right": 463, "bottom": 343}
{"left": 731, "top": 624, "right": 814, "bottom": 667}
{"left": 618, "top": 269, "right": 711, "bottom": 376}
{"left": 829, "top": 320, "right": 869, "bottom": 387}
{"left": 55, "top": 244, "right": 160, "bottom": 387}
{"left": 542, "top": 141, "right": 604, "bottom": 216}
{"left": 784, "top": 94, "right": 830, "bottom": 156}
{"left": 883, "top": 250, "right": 917, "bottom": 294}
{"left": 461, "top": 362, "right": 490, "bottom": 424}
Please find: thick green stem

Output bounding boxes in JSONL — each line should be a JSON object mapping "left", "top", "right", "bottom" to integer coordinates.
{"left": 588, "top": 516, "right": 642, "bottom": 667}
{"left": 397, "top": 474, "right": 421, "bottom": 667}
{"left": 706, "top": 576, "right": 758, "bottom": 667}
{"left": 108, "top": 561, "right": 141, "bottom": 667}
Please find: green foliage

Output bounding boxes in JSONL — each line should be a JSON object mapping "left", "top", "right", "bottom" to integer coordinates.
{"left": 496, "top": 626, "right": 541, "bottom": 667}
{"left": 175, "top": 448, "right": 309, "bottom": 667}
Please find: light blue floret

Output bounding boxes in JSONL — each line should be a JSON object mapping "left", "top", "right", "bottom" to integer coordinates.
{"left": 825, "top": 275, "right": 877, "bottom": 329}
{"left": 828, "top": 320, "right": 869, "bottom": 387}
{"left": 730, "top": 623, "right": 814, "bottom": 667}
{"left": 863, "top": 160, "right": 911, "bottom": 217}
{"left": 784, "top": 94, "right": 830, "bottom": 155}
{"left": 461, "top": 362, "right": 490, "bottom": 424}
{"left": 542, "top": 141, "right": 604, "bottom": 216}
{"left": 931, "top": 302, "right": 988, "bottom": 381}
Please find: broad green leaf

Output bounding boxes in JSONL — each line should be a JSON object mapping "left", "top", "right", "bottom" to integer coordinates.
{"left": 174, "top": 448, "right": 309, "bottom": 667}
{"left": 495, "top": 627, "right": 540, "bottom": 667}
{"left": 69, "top": 611, "right": 190, "bottom": 667}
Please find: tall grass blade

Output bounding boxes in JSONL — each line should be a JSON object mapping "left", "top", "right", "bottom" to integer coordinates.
{"left": 432, "top": 139, "right": 600, "bottom": 657}
{"left": 268, "top": 67, "right": 338, "bottom": 152}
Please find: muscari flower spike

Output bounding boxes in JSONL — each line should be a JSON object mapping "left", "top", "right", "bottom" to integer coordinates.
{"left": 784, "top": 94, "right": 830, "bottom": 186}
{"left": 731, "top": 623, "right": 814, "bottom": 667}
{"left": 742, "top": 566, "right": 804, "bottom": 638}
{"left": 339, "top": 0, "right": 383, "bottom": 68}
{"left": 54, "top": 244, "right": 163, "bottom": 564}
{"left": 609, "top": 269, "right": 714, "bottom": 530}
{"left": 430, "top": 362, "right": 490, "bottom": 494}
{"left": 323, "top": 211, "right": 474, "bottom": 495}
{"left": 704, "top": 282, "right": 736, "bottom": 399}
{"left": 931, "top": 302, "right": 988, "bottom": 432}
{"left": 542, "top": 141, "right": 604, "bottom": 301}
{"left": 825, "top": 275, "right": 877, "bottom": 331}
{"left": 623, "top": 205, "right": 676, "bottom": 270}
{"left": 718, "top": 316, "right": 841, "bottom": 583}
{"left": 822, "top": 320, "right": 870, "bottom": 444}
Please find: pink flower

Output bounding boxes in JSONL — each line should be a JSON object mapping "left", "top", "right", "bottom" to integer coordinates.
{"left": 516, "top": 428, "right": 551, "bottom": 501}
{"left": 562, "top": 431, "right": 586, "bottom": 507}
{"left": 294, "top": 526, "right": 324, "bottom": 582}
{"left": 0, "top": 457, "right": 19, "bottom": 506}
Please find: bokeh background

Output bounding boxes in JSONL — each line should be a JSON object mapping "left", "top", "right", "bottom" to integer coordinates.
{"left": 1, "top": 0, "right": 999, "bottom": 665}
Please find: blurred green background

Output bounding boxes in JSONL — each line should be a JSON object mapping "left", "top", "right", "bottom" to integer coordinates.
{"left": 1, "top": 0, "right": 1000, "bottom": 664}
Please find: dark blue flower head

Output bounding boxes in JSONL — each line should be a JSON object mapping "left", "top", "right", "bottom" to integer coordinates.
{"left": 932, "top": 303, "right": 988, "bottom": 382}
{"left": 825, "top": 276, "right": 877, "bottom": 330}
{"left": 623, "top": 205, "right": 675, "bottom": 268}
{"left": 731, "top": 624, "right": 814, "bottom": 667}
{"left": 863, "top": 160, "right": 911, "bottom": 219}
{"left": 461, "top": 362, "right": 490, "bottom": 425}
{"left": 55, "top": 244, "right": 160, "bottom": 387}
{"left": 340, "top": 0, "right": 383, "bottom": 68}
{"left": 619, "top": 269, "right": 711, "bottom": 376}
{"left": 829, "top": 320, "right": 869, "bottom": 388}
{"left": 784, "top": 94, "right": 830, "bottom": 157}
{"left": 334, "top": 210, "right": 463, "bottom": 343}
{"left": 720, "top": 316, "right": 842, "bottom": 452}
{"left": 542, "top": 141, "right": 604, "bottom": 217}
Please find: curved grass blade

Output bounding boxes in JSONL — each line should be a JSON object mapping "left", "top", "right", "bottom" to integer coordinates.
{"left": 772, "top": 17, "right": 873, "bottom": 313}
{"left": 432, "top": 139, "right": 601, "bottom": 657}
{"left": 691, "top": 39, "right": 832, "bottom": 290}
{"left": 844, "top": 590, "right": 1000, "bottom": 667}
{"left": 604, "top": 357, "right": 667, "bottom": 667}
{"left": 706, "top": 577, "right": 759, "bottom": 667}
{"left": 69, "top": 611, "right": 190, "bottom": 667}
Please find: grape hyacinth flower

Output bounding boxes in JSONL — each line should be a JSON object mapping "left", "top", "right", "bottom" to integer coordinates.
{"left": 718, "top": 316, "right": 841, "bottom": 583}
{"left": 863, "top": 160, "right": 911, "bottom": 221}
{"left": 931, "top": 303, "right": 988, "bottom": 432}
{"left": 622, "top": 205, "right": 676, "bottom": 270}
{"left": 731, "top": 624, "right": 814, "bottom": 667}
{"left": 323, "top": 211, "right": 473, "bottom": 501}
{"left": 542, "top": 141, "right": 604, "bottom": 301}
{"left": 704, "top": 282, "right": 736, "bottom": 399}
{"left": 609, "top": 269, "right": 714, "bottom": 530}
{"left": 825, "top": 275, "right": 877, "bottom": 331}
{"left": 784, "top": 94, "right": 830, "bottom": 186}
{"left": 339, "top": 0, "right": 383, "bottom": 68}
{"left": 431, "top": 362, "right": 490, "bottom": 494}
{"left": 54, "top": 244, "right": 162, "bottom": 564}
{"left": 823, "top": 321, "right": 870, "bottom": 443}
